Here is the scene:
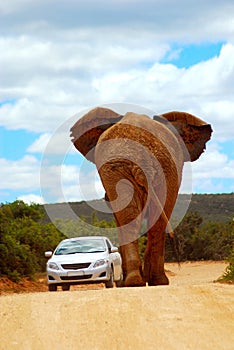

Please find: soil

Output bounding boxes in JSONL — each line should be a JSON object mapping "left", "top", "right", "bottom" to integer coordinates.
{"left": 0, "top": 261, "right": 233, "bottom": 350}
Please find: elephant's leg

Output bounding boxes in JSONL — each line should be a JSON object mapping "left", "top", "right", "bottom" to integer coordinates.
{"left": 119, "top": 239, "right": 145, "bottom": 287}
{"left": 98, "top": 162, "right": 146, "bottom": 287}
{"left": 144, "top": 190, "right": 178, "bottom": 286}
{"left": 113, "top": 198, "right": 146, "bottom": 287}
{"left": 144, "top": 216, "right": 169, "bottom": 285}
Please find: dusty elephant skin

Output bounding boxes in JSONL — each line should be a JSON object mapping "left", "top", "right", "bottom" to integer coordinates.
{"left": 71, "top": 107, "right": 212, "bottom": 287}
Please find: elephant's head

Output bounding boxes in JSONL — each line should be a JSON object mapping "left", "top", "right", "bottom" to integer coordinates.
{"left": 70, "top": 107, "right": 212, "bottom": 163}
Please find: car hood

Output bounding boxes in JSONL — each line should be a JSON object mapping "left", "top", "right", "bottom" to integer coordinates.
{"left": 49, "top": 251, "right": 108, "bottom": 264}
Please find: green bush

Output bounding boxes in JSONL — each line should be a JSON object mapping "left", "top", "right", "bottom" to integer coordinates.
{"left": 164, "top": 213, "right": 234, "bottom": 262}
{"left": 0, "top": 201, "right": 66, "bottom": 281}
{"left": 219, "top": 250, "right": 234, "bottom": 283}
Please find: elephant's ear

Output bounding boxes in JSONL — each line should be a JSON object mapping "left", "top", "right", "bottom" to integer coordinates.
{"left": 159, "top": 111, "right": 213, "bottom": 161}
{"left": 70, "top": 107, "right": 122, "bottom": 162}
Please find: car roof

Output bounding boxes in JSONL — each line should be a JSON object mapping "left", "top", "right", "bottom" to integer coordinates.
{"left": 60, "top": 236, "right": 109, "bottom": 243}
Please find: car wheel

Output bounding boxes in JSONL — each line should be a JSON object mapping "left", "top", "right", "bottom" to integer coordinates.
{"left": 62, "top": 284, "right": 70, "bottom": 291}
{"left": 115, "top": 273, "right": 124, "bottom": 287}
{"left": 48, "top": 284, "right": 57, "bottom": 292}
{"left": 105, "top": 268, "right": 114, "bottom": 288}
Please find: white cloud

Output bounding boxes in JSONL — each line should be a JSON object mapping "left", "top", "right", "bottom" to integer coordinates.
{"left": 60, "top": 179, "right": 104, "bottom": 204}
{"left": 0, "top": 5, "right": 233, "bottom": 144}
{"left": 40, "top": 160, "right": 104, "bottom": 203}
{"left": 1, "top": 0, "right": 234, "bottom": 201}
{"left": 0, "top": 28, "right": 233, "bottom": 139}
{"left": 0, "top": 155, "right": 40, "bottom": 190}
{"left": 0, "top": 0, "right": 32, "bottom": 15}
{"left": 27, "top": 131, "right": 76, "bottom": 154}
{"left": 191, "top": 141, "right": 234, "bottom": 193}
{"left": 0, "top": 154, "right": 102, "bottom": 204}
{"left": 27, "top": 133, "right": 51, "bottom": 153}
{"left": 1, "top": 1, "right": 234, "bottom": 42}
{"left": 18, "top": 193, "right": 45, "bottom": 204}
{"left": 193, "top": 141, "right": 234, "bottom": 176}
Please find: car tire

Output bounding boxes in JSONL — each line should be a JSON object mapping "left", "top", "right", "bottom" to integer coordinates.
{"left": 48, "top": 284, "right": 57, "bottom": 292}
{"left": 62, "top": 284, "right": 70, "bottom": 291}
{"left": 105, "top": 268, "right": 114, "bottom": 288}
{"left": 115, "top": 273, "right": 124, "bottom": 287}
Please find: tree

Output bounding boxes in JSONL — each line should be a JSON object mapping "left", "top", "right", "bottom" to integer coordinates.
{"left": 0, "top": 201, "right": 66, "bottom": 281}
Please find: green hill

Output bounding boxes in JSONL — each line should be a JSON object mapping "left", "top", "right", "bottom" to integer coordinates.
{"left": 186, "top": 193, "right": 234, "bottom": 223}
{"left": 43, "top": 193, "right": 234, "bottom": 224}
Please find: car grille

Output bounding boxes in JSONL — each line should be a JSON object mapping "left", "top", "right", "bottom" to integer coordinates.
{"left": 61, "top": 263, "right": 91, "bottom": 270}
{"left": 60, "top": 275, "right": 92, "bottom": 281}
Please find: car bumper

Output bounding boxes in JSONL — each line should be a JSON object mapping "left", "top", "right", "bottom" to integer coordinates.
{"left": 46, "top": 264, "right": 111, "bottom": 285}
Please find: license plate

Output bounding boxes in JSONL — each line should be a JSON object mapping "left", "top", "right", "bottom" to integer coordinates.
{"left": 67, "top": 270, "right": 84, "bottom": 277}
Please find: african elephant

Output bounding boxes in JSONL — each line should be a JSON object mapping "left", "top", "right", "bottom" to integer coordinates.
{"left": 70, "top": 107, "right": 212, "bottom": 287}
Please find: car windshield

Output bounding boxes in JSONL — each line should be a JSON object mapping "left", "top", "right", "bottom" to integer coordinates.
{"left": 54, "top": 238, "right": 106, "bottom": 255}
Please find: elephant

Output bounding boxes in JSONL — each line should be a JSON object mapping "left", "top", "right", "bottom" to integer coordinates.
{"left": 70, "top": 107, "right": 212, "bottom": 287}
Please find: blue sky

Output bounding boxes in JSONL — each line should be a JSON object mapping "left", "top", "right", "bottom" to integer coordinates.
{"left": 164, "top": 42, "right": 225, "bottom": 68}
{"left": 1, "top": 0, "right": 234, "bottom": 205}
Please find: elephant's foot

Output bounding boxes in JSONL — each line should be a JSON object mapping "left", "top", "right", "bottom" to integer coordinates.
{"left": 124, "top": 270, "right": 146, "bottom": 287}
{"left": 148, "top": 272, "right": 169, "bottom": 286}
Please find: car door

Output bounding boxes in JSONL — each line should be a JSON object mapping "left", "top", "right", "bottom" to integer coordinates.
{"left": 106, "top": 238, "right": 122, "bottom": 279}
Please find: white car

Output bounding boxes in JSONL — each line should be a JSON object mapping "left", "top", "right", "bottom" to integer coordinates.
{"left": 45, "top": 236, "right": 123, "bottom": 291}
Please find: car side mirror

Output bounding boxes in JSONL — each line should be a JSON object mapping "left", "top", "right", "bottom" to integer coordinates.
{"left": 45, "top": 251, "right": 53, "bottom": 258}
{"left": 111, "top": 246, "right": 119, "bottom": 253}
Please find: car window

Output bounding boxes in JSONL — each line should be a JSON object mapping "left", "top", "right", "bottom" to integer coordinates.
{"left": 106, "top": 239, "right": 112, "bottom": 252}
{"left": 55, "top": 238, "right": 106, "bottom": 255}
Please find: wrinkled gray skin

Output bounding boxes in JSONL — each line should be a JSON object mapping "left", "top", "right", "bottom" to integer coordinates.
{"left": 71, "top": 107, "right": 212, "bottom": 287}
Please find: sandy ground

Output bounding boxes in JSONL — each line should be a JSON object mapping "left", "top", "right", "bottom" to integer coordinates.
{"left": 0, "top": 261, "right": 233, "bottom": 350}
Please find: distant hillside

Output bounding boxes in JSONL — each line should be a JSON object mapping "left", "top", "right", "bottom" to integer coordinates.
{"left": 43, "top": 193, "right": 234, "bottom": 224}
{"left": 187, "top": 193, "right": 234, "bottom": 223}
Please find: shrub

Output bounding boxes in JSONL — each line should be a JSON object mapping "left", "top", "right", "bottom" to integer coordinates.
{"left": 0, "top": 201, "right": 66, "bottom": 281}
{"left": 219, "top": 250, "right": 234, "bottom": 283}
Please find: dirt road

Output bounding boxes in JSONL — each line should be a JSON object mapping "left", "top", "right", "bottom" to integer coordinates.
{"left": 0, "top": 262, "right": 233, "bottom": 350}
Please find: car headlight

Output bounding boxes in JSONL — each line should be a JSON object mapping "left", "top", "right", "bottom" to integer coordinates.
{"left": 93, "top": 259, "right": 106, "bottom": 268}
{"left": 48, "top": 262, "right": 59, "bottom": 270}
